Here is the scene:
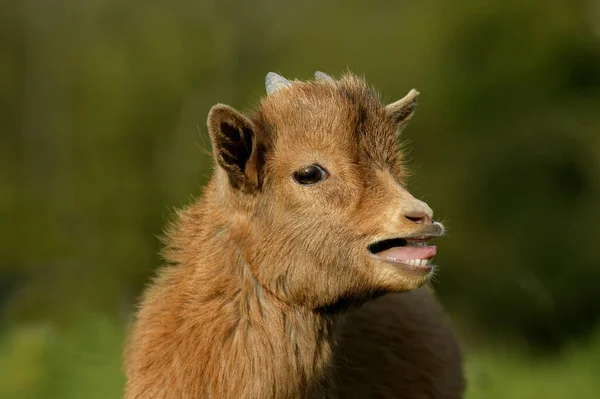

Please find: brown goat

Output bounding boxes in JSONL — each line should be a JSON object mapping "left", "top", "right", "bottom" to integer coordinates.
{"left": 124, "top": 71, "right": 464, "bottom": 398}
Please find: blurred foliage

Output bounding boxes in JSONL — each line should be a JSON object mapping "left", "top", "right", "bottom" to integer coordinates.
{"left": 1, "top": 0, "right": 599, "bottom": 396}
{"left": 465, "top": 326, "right": 600, "bottom": 399}
{"left": 0, "top": 315, "right": 124, "bottom": 399}
{"left": 2, "top": 314, "right": 600, "bottom": 399}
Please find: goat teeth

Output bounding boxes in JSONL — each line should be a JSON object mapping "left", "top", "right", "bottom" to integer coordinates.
{"left": 405, "top": 258, "right": 432, "bottom": 266}
{"left": 385, "top": 257, "right": 433, "bottom": 266}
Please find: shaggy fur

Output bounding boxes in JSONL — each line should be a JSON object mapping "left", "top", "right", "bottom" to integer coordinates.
{"left": 124, "top": 72, "right": 464, "bottom": 398}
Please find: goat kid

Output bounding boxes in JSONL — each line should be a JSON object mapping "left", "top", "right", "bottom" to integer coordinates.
{"left": 124, "top": 71, "right": 464, "bottom": 398}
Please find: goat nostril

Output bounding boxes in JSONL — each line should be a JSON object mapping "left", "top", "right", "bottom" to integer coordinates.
{"left": 405, "top": 212, "right": 431, "bottom": 224}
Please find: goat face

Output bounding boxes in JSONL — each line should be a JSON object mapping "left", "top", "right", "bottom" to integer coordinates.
{"left": 207, "top": 72, "right": 444, "bottom": 311}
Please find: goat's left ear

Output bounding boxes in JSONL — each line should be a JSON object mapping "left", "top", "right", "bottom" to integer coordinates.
{"left": 207, "top": 104, "right": 257, "bottom": 193}
{"left": 385, "top": 89, "right": 419, "bottom": 131}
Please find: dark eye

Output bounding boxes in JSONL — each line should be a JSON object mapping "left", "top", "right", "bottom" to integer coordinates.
{"left": 292, "top": 164, "right": 328, "bottom": 185}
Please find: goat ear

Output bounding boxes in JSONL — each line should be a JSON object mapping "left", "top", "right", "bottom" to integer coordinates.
{"left": 207, "top": 104, "right": 257, "bottom": 193}
{"left": 385, "top": 89, "right": 419, "bottom": 131}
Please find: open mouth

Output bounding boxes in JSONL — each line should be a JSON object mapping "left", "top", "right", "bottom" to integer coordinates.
{"left": 367, "top": 236, "right": 437, "bottom": 271}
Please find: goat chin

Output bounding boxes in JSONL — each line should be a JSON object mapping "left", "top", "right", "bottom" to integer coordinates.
{"left": 124, "top": 71, "right": 465, "bottom": 399}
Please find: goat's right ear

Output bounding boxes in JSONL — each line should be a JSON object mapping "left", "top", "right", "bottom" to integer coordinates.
{"left": 386, "top": 89, "right": 419, "bottom": 132}
{"left": 207, "top": 104, "right": 257, "bottom": 193}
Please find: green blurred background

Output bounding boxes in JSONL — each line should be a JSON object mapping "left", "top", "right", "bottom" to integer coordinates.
{"left": 1, "top": 0, "right": 599, "bottom": 397}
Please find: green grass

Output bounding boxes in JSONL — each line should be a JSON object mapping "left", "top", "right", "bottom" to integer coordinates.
{"left": 0, "top": 315, "right": 125, "bottom": 399}
{"left": 465, "top": 332, "right": 600, "bottom": 399}
{"left": 1, "top": 315, "right": 599, "bottom": 398}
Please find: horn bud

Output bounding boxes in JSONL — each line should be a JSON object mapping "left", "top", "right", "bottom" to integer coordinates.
{"left": 265, "top": 72, "right": 292, "bottom": 94}
{"left": 314, "top": 71, "right": 334, "bottom": 82}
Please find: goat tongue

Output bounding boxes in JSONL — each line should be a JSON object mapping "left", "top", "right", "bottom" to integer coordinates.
{"left": 375, "top": 245, "right": 437, "bottom": 261}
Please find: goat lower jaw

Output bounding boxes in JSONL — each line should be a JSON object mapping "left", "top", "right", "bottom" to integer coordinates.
{"left": 369, "top": 242, "right": 437, "bottom": 275}
{"left": 375, "top": 255, "right": 435, "bottom": 275}
{"left": 386, "top": 257, "right": 432, "bottom": 267}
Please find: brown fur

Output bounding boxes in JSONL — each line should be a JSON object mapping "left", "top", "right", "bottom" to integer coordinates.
{"left": 124, "top": 72, "right": 464, "bottom": 398}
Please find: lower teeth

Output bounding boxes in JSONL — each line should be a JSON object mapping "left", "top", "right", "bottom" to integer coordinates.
{"left": 387, "top": 258, "right": 431, "bottom": 266}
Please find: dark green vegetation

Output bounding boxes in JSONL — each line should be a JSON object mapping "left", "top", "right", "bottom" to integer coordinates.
{"left": 1, "top": 0, "right": 599, "bottom": 397}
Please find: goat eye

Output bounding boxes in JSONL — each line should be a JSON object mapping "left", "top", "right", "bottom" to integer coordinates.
{"left": 292, "top": 164, "right": 327, "bottom": 185}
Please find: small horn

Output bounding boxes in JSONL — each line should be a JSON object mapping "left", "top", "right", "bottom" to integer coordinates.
{"left": 314, "top": 71, "right": 334, "bottom": 82}
{"left": 265, "top": 72, "right": 292, "bottom": 94}
{"left": 385, "top": 89, "right": 420, "bottom": 125}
